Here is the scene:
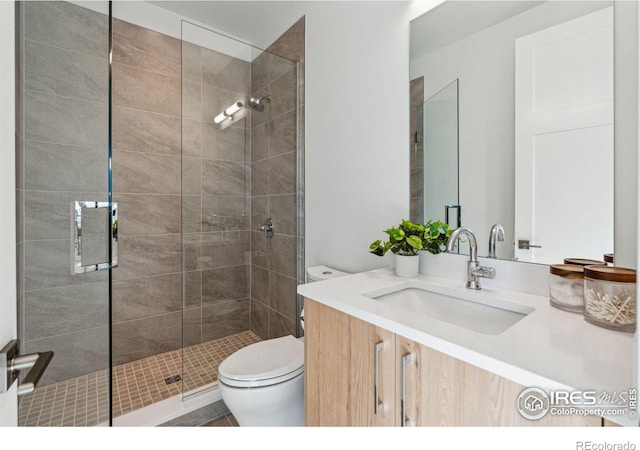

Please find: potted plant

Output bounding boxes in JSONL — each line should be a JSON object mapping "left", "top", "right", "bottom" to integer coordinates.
{"left": 369, "top": 219, "right": 452, "bottom": 277}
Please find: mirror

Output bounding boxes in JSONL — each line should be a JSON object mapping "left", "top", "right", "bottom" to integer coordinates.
{"left": 410, "top": 1, "right": 615, "bottom": 265}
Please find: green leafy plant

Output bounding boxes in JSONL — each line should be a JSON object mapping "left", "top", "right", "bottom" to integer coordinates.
{"left": 369, "top": 219, "right": 452, "bottom": 257}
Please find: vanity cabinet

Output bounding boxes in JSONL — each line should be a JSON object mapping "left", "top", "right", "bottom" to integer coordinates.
{"left": 304, "top": 298, "right": 601, "bottom": 427}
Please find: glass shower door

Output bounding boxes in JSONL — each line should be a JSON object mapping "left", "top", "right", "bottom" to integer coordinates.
{"left": 16, "top": 1, "right": 112, "bottom": 426}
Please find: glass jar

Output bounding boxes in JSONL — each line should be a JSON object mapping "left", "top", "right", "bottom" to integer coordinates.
{"left": 584, "top": 265, "right": 636, "bottom": 333}
{"left": 549, "top": 264, "right": 585, "bottom": 313}
{"left": 564, "top": 258, "right": 605, "bottom": 267}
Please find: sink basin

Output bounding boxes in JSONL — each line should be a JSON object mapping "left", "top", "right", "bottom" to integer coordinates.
{"left": 364, "top": 284, "right": 535, "bottom": 335}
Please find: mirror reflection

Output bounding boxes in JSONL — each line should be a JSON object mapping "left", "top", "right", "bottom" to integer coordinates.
{"left": 410, "top": 1, "right": 614, "bottom": 264}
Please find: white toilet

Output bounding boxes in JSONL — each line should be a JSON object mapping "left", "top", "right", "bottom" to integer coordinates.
{"left": 217, "top": 265, "right": 349, "bottom": 426}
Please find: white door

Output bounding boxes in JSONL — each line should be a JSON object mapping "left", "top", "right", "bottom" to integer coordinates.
{"left": 0, "top": 0, "right": 18, "bottom": 426}
{"left": 514, "top": 7, "right": 614, "bottom": 264}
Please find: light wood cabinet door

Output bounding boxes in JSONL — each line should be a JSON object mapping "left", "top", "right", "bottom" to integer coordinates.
{"left": 349, "top": 315, "right": 395, "bottom": 426}
{"left": 304, "top": 299, "right": 350, "bottom": 426}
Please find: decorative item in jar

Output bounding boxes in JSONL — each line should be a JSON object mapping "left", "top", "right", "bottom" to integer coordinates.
{"left": 549, "top": 264, "right": 584, "bottom": 313}
{"left": 583, "top": 266, "right": 636, "bottom": 333}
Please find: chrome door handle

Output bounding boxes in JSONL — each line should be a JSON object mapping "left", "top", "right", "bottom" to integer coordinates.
{"left": 1, "top": 340, "right": 54, "bottom": 396}
{"left": 374, "top": 341, "right": 384, "bottom": 415}
{"left": 400, "top": 353, "right": 413, "bottom": 427}
{"left": 518, "top": 240, "right": 542, "bottom": 250}
{"left": 72, "top": 201, "right": 118, "bottom": 274}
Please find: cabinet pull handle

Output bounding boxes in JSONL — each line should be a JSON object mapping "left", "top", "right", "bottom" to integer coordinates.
{"left": 374, "top": 341, "right": 384, "bottom": 415}
{"left": 401, "top": 352, "right": 413, "bottom": 427}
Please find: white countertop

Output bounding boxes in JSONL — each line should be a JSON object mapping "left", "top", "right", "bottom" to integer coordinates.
{"left": 298, "top": 268, "right": 636, "bottom": 426}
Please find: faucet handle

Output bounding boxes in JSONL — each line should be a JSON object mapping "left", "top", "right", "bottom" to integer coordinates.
{"left": 474, "top": 266, "right": 496, "bottom": 279}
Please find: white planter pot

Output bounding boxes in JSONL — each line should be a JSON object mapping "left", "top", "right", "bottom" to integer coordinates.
{"left": 395, "top": 254, "right": 419, "bottom": 277}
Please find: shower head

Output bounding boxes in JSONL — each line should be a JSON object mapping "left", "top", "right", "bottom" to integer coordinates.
{"left": 248, "top": 95, "right": 271, "bottom": 112}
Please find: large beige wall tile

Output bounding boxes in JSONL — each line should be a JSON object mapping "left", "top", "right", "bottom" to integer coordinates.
{"left": 113, "top": 18, "right": 180, "bottom": 77}
{"left": 24, "top": 1, "right": 108, "bottom": 58}
{"left": 112, "top": 62, "right": 180, "bottom": 116}
{"left": 113, "top": 106, "right": 181, "bottom": 156}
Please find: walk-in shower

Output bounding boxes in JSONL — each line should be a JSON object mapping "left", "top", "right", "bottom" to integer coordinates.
{"left": 15, "top": 1, "right": 303, "bottom": 426}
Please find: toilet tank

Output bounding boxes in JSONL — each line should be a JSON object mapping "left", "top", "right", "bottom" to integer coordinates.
{"left": 306, "top": 265, "right": 350, "bottom": 283}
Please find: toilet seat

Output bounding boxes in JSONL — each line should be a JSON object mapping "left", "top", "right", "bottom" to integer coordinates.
{"left": 217, "top": 335, "right": 304, "bottom": 388}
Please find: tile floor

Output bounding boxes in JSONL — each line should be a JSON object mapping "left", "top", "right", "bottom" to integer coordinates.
{"left": 18, "top": 330, "right": 261, "bottom": 427}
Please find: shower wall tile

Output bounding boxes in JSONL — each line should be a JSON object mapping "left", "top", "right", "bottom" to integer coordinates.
{"left": 24, "top": 40, "right": 108, "bottom": 103}
{"left": 201, "top": 48, "right": 250, "bottom": 93}
{"left": 24, "top": 239, "right": 107, "bottom": 291}
{"left": 250, "top": 231, "right": 270, "bottom": 270}
{"left": 250, "top": 52, "right": 268, "bottom": 95}
{"left": 182, "top": 156, "right": 202, "bottom": 195}
{"left": 182, "top": 119, "right": 202, "bottom": 157}
{"left": 250, "top": 299, "right": 269, "bottom": 340}
{"left": 25, "top": 91, "right": 108, "bottom": 147}
{"left": 24, "top": 1, "right": 109, "bottom": 59}
{"left": 202, "top": 266, "right": 249, "bottom": 304}
{"left": 251, "top": 266, "right": 269, "bottom": 304}
{"left": 114, "top": 194, "right": 181, "bottom": 236}
{"left": 113, "top": 19, "right": 180, "bottom": 78}
{"left": 112, "top": 234, "right": 181, "bottom": 281}
{"left": 201, "top": 231, "right": 250, "bottom": 269}
{"left": 270, "top": 109, "right": 296, "bottom": 157}
{"left": 182, "top": 81, "right": 202, "bottom": 122}
{"left": 112, "top": 150, "right": 181, "bottom": 195}
{"left": 201, "top": 299, "right": 250, "bottom": 341}
{"left": 113, "top": 106, "right": 181, "bottom": 156}
{"left": 25, "top": 326, "right": 109, "bottom": 386}
{"left": 251, "top": 159, "right": 269, "bottom": 196}
{"left": 268, "top": 310, "right": 295, "bottom": 340}
{"left": 24, "top": 190, "right": 106, "bottom": 241}
{"left": 112, "top": 273, "right": 182, "bottom": 323}
{"left": 182, "top": 233, "right": 202, "bottom": 272}
{"left": 251, "top": 122, "right": 269, "bottom": 162}
{"left": 269, "top": 272, "right": 296, "bottom": 320}
{"left": 182, "top": 42, "right": 202, "bottom": 84}
{"left": 112, "top": 312, "right": 182, "bottom": 365}
{"left": 269, "top": 152, "right": 296, "bottom": 195}
{"left": 271, "top": 234, "right": 296, "bottom": 278}
{"left": 270, "top": 55, "right": 296, "bottom": 83}
{"left": 24, "top": 282, "right": 109, "bottom": 341}
{"left": 250, "top": 195, "right": 270, "bottom": 232}
{"left": 182, "top": 195, "right": 203, "bottom": 234}
{"left": 202, "top": 195, "right": 249, "bottom": 232}
{"left": 183, "top": 307, "right": 202, "bottom": 347}
{"left": 184, "top": 270, "right": 202, "bottom": 308}
{"left": 201, "top": 160, "right": 246, "bottom": 196}
{"left": 24, "top": 141, "right": 107, "bottom": 192}
{"left": 112, "top": 63, "right": 180, "bottom": 116}
{"left": 270, "top": 67, "right": 297, "bottom": 119}
{"left": 202, "top": 122, "right": 246, "bottom": 162}
{"left": 270, "top": 194, "right": 296, "bottom": 236}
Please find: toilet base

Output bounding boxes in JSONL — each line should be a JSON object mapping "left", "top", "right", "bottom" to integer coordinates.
{"left": 218, "top": 372, "right": 304, "bottom": 426}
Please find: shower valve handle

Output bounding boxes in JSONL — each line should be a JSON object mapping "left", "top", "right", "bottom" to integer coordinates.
{"left": 259, "top": 218, "right": 275, "bottom": 239}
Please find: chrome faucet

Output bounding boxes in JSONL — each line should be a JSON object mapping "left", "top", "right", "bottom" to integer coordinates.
{"left": 488, "top": 223, "right": 505, "bottom": 259}
{"left": 446, "top": 226, "right": 496, "bottom": 290}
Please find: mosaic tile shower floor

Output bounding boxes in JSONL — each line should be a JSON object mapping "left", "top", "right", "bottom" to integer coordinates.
{"left": 18, "top": 331, "right": 261, "bottom": 427}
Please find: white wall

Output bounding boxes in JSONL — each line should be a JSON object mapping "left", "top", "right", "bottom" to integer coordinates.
{"left": 410, "top": 1, "right": 609, "bottom": 260}
{"left": 304, "top": 3, "right": 413, "bottom": 273}
{"left": 0, "top": 0, "right": 17, "bottom": 426}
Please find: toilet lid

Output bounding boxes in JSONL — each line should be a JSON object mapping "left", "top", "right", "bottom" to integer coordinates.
{"left": 217, "top": 335, "right": 304, "bottom": 388}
